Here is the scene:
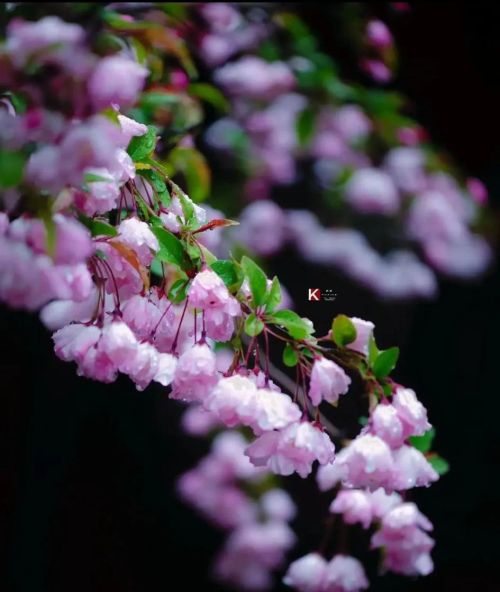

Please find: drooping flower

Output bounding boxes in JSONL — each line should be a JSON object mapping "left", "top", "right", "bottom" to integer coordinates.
{"left": 245, "top": 421, "right": 335, "bottom": 478}
{"left": 329, "top": 490, "right": 373, "bottom": 529}
{"left": 346, "top": 318, "right": 375, "bottom": 356}
{"left": 283, "top": 553, "right": 328, "bottom": 592}
{"left": 390, "top": 445, "right": 439, "bottom": 490}
{"left": 323, "top": 554, "right": 369, "bottom": 592}
{"left": 171, "top": 343, "right": 218, "bottom": 402}
{"left": 338, "top": 434, "right": 394, "bottom": 491}
{"left": 309, "top": 357, "right": 351, "bottom": 406}
{"left": 345, "top": 168, "right": 399, "bottom": 215}
{"left": 261, "top": 489, "right": 297, "bottom": 522}
{"left": 392, "top": 387, "right": 432, "bottom": 438}
{"left": 370, "top": 403, "right": 405, "bottom": 448}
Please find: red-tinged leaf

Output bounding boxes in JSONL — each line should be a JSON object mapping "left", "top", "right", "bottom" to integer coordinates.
{"left": 108, "top": 239, "right": 150, "bottom": 291}
{"left": 193, "top": 219, "right": 239, "bottom": 234}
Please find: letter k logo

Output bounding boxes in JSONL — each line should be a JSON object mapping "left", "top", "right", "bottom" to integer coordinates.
{"left": 308, "top": 288, "right": 321, "bottom": 301}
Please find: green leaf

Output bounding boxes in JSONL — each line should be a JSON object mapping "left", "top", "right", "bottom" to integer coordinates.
{"left": 83, "top": 172, "right": 112, "bottom": 184}
{"left": 282, "top": 343, "right": 298, "bottom": 367}
{"left": 331, "top": 314, "right": 357, "bottom": 347}
{"left": 245, "top": 313, "right": 264, "bottom": 337}
{"left": 150, "top": 257, "right": 163, "bottom": 277}
{"left": 168, "top": 278, "right": 189, "bottom": 303}
{"left": 210, "top": 260, "right": 240, "bottom": 290}
{"left": 177, "top": 191, "right": 196, "bottom": 226}
{"left": 373, "top": 347, "right": 400, "bottom": 379}
{"left": 265, "top": 276, "right": 281, "bottom": 312}
{"left": 138, "top": 169, "right": 171, "bottom": 206}
{"left": 168, "top": 147, "right": 211, "bottom": 202}
{"left": 127, "top": 126, "right": 157, "bottom": 162}
{"left": 241, "top": 256, "right": 268, "bottom": 307}
{"left": 80, "top": 216, "right": 118, "bottom": 237}
{"left": 427, "top": 454, "right": 450, "bottom": 476}
{"left": 368, "top": 334, "right": 379, "bottom": 366}
{"left": 269, "top": 309, "right": 314, "bottom": 340}
{"left": 409, "top": 428, "right": 435, "bottom": 454}
{"left": 296, "top": 106, "right": 316, "bottom": 147}
{"left": 0, "top": 150, "right": 26, "bottom": 188}
{"left": 188, "top": 83, "right": 229, "bottom": 112}
{"left": 41, "top": 212, "right": 56, "bottom": 258}
{"left": 152, "top": 226, "right": 190, "bottom": 270}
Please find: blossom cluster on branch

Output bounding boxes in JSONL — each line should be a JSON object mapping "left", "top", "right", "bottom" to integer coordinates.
{"left": 0, "top": 4, "right": 449, "bottom": 591}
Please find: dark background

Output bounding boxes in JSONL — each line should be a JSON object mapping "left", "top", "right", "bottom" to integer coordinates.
{"left": 2, "top": 4, "right": 500, "bottom": 591}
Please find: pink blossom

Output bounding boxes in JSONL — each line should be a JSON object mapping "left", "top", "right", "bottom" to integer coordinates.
{"left": 120, "top": 342, "right": 162, "bottom": 390}
{"left": 329, "top": 490, "right": 373, "bottom": 529}
{"left": 76, "top": 169, "right": 120, "bottom": 216}
{"left": 384, "top": 147, "right": 427, "bottom": 194}
{"left": 339, "top": 434, "right": 394, "bottom": 491}
{"left": 345, "top": 168, "right": 399, "bottom": 215}
{"left": 332, "top": 105, "right": 372, "bottom": 143}
{"left": 323, "top": 554, "right": 369, "bottom": 592}
{"left": 238, "top": 200, "right": 286, "bottom": 256}
{"left": 118, "top": 114, "right": 148, "bottom": 147}
{"left": 181, "top": 405, "right": 221, "bottom": 436}
{"left": 25, "top": 146, "right": 65, "bottom": 194}
{"left": 245, "top": 421, "right": 335, "bottom": 478}
{"left": 391, "top": 445, "right": 439, "bottom": 490}
{"left": 424, "top": 233, "right": 492, "bottom": 279}
{"left": 53, "top": 323, "right": 101, "bottom": 364}
{"left": 77, "top": 343, "right": 118, "bottom": 383}
{"left": 171, "top": 344, "right": 218, "bottom": 402}
{"left": 467, "top": 177, "right": 488, "bottom": 205}
{"left": 261, "top": 489, "right": 296, "bottom": 522}
{"left": 99, "top": 321, "right": 138, "bottom": 367}
{"left": 88, "top": 55, "right": 148, "bottom": 110}
{"left": 200, "top": 3, "right": 242, "bottom": 33}
{"left": 204, "top": 307, "right": 237, "bottom": 342}
{"left": 392, "top": 387, "right": 431, "bottom": 438}
{"left": 370, "top": 403, "right": 405, "bottom": 448}
{"left": 368, "top": 487, "right": 402, "bottom": 520}
{"left": 371, "top": 503, "right": 434, "bottom": 577}
{"left": 346, "top": 317, "right": 374, "bottom": 356}
{"left": 40, "top": 288, "right": 99, "bottom": 331}
{"left": 205, "top": 375, "right": 259, "bottom": 427}
{"left": 309, "top": 357, "right": 351, "bottom": 407}
{"left": 189, "top": 269, "right": 240, "bottom": 313}
{"left": 366, "top": 20, "right": 393, "bottom": 49}
{"left": 283, "top": 553, "right": 328, "bottom": 592}
{"left": 98, "top": 242, "right": 144, "bottom": 299}
{"left": 407, "top": 191, "right": 466, "bottom": 244}
{"left": 6, "top": 16, "right": 84, "bottom": 68}
{"left": 214, "top": 56, "right": 295, "bottom": 100}
{"left": 251, "top": 388, "right": 302, "bottom": 433}
{"left": 361, "top": 59, "right": 392, "bottom": 83}
{"left": 316, "top": 452, "right": 348, "bottom": 491}
{"left": 118, "top": 217, "right": 159, "bottom": 265}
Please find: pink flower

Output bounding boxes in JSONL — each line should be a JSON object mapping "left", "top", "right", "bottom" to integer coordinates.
{"left": 76, "top": 169, "right": 120, "bottom": 216}
{"left": 238, "top": 200, "right": 286, "bottom": 256}
{"left": 345, "top": 168, "right": 399, "bottom": 215}
{"left": 329, "top": 490, "right": 373, "bottom": 529}
{"left": 283, "top": 553, "right": 328, "bottom": 592}
{"left": 6, "top": 16, "right": 84, "bottom": 68}
{"left": 245, "top": 421, "right": 335, "bottom": 478}
{"left": 332, "top": 105, "right": 372, "bottom": 143}
{"left": 189, "top": 269, "right": 240, "bottom": 313}
{"left": 361, "top": 59, "right": 392, "bottom": 83}
{"left": 316, "top": 453, "right": 348, "bottom": 491}
{"left": 214, "top": 56, "right": 295, "bottom": 100}
{"left": 339, "top": 434, "right": 394, "bottom": 491}
{"left": 261, "top": 489, "right": 296, "bottom": 522}
{"left": 371, "top": 503, "right": 434, "bottom": 577}
{"left": 346, "top": 317, "right": 375, "bottom": 356}
{"left": 171, "top": 344, "right": 218, "bottom": 402}
{"left": 118, "top": 114, "right": 148, "bottom": 147}
{"left": 88, "top": 55, "right": 148, "bottom": 110}
{"left": 205, "top": 375, "right": 259, "bottom": 427}
{"left": 25, "top": 146, "right": 65, "bottom": 194}
{"left": 40, "top": 288, "right": 99, "bottom": 331}
{"left": 118, "top": 217, "right": 159, "bottom": 265}
{"left": 467, "top": 177, "right": 488, "bottom": 205}
{"left": 53, "top": 323, "right": 101, "bottom": 364}
{"left": 323, "top": 555, "right": 369, "bottom": 592}
{"left": 251, "top": 388, "right": 302, "bottom": 433}
{"left": 392, "top": 387, "right": 431, "bottom": 438}
{"left": 121, "top": 342, "right": 170, "bottom": 391}
{"left": 366, "top": 20, "right": 393, "bottom": 49}
{"left": 384, "top": 147, "right": 426, "bottom": 194}
{"left": 77, "top": 343, "right": 118, "bottom": 383}
{"left": 370, "top": 403, "right": 405, "bottom": 448}
{"left": 368, "top": 487, "right": 402, "bottom": 520}
{"left": 99, "top": 321, "right": 138, "bottom": 367}
{"left": 204, "top": 307, "right": 237, "bottom": 342}
{"left": 181, "top": 405, "right": 221, "bottom": 436}
{"left": 391, "top": 445, "right": 439, "bottom": 490}
{"left": 309, "top": 357, "right": 351, "bottom": 406}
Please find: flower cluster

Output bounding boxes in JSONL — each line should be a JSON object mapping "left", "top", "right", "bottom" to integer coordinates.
{"left": 196, "top": 4, "right": 492, "bottom": 299}
{"left": 0, "top": 5, "right": 448, "bottom": 591}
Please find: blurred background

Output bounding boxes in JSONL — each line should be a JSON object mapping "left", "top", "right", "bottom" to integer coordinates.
{"left": 2, "top": 3, "right": 500, "bottom": 591}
